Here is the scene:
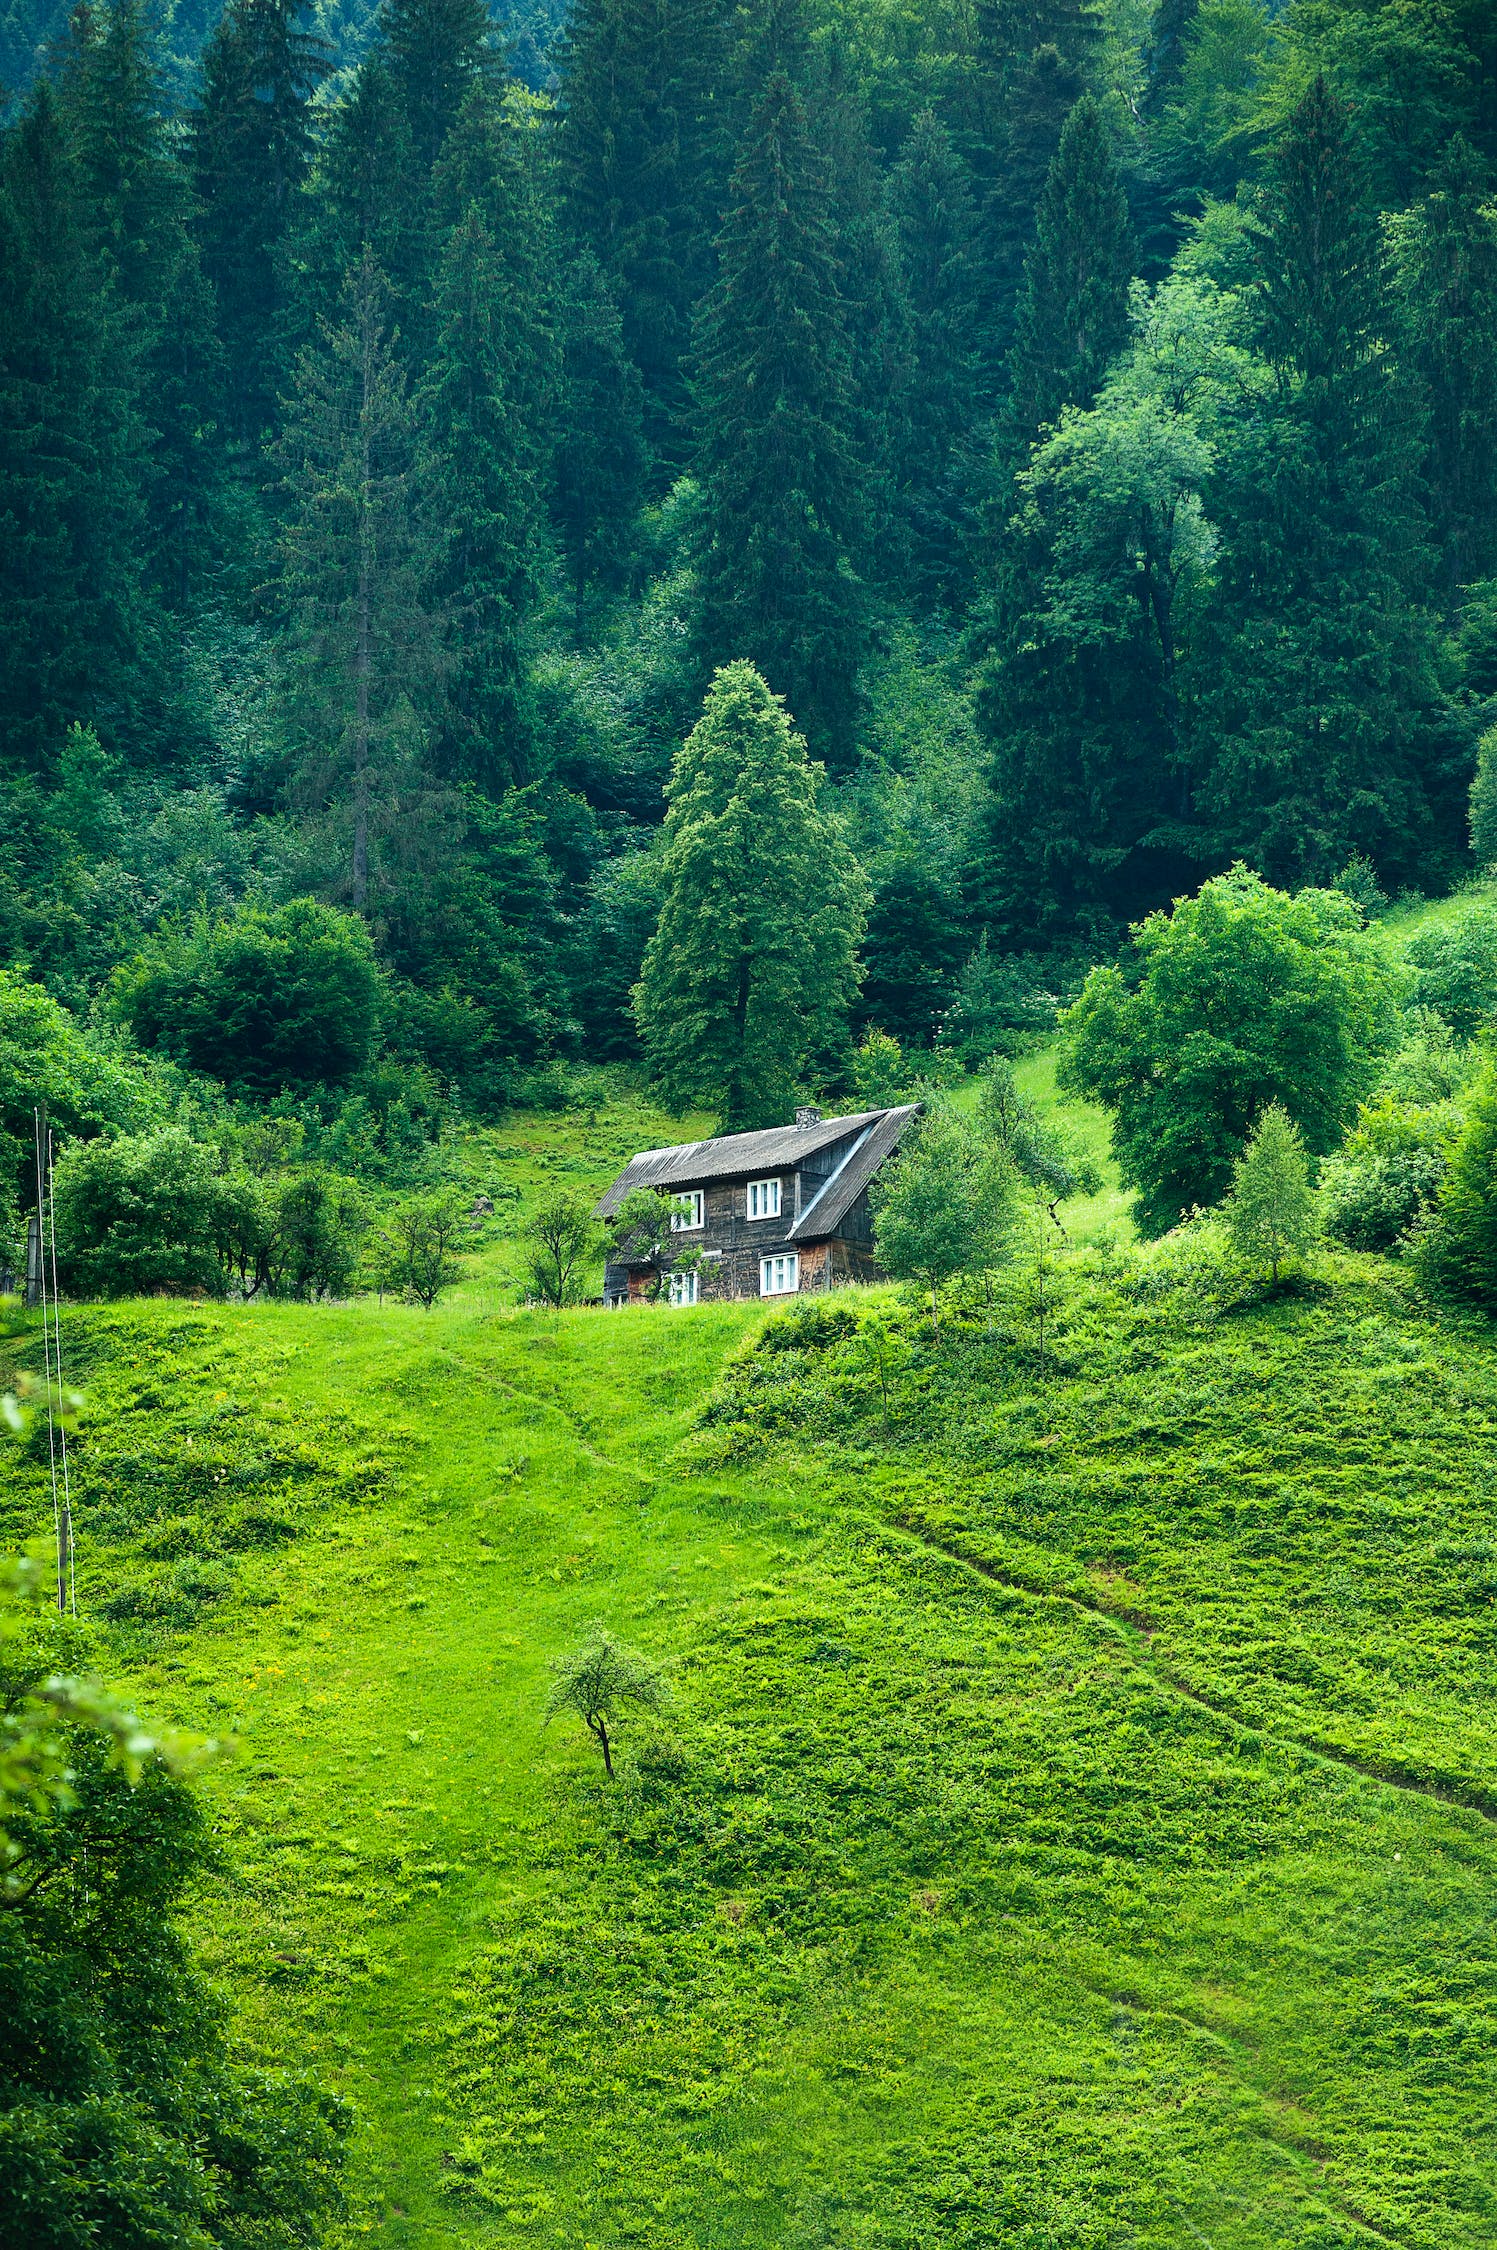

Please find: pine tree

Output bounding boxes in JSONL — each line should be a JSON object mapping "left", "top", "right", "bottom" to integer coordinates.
{"left": 553, "top": 248, "right": 647, "bottom": 627}
{"left": 420, "top": 203, "right": 547, "bottom": 787}
{"left": 557, "top": 0, "right": 729, "bottom": 463}
{"left": 287, "top": 62, "right": 421, "bottom": 359}
{"left": 191, "top": 0, "right": 326, "bottom": 441}
{"left": 634, "top": 663, "right": 867, "bottom": 1128}
{"left": 1003, "top": 93, "right": 1134, "bottom": 453}
{"left": 889, "top": 109, "right": 981, "bottom": 604}
{"left": 1203, "top": 75, "right": 1451, "bottom": 885}
{"left": 693, "top": 65, "right": 864, "bottom": 767}
{"left": 1387, "top": 136, "right": 1497, "bottom": 596}
{"left": 378, "top": 0, "right": 495, "bottom": 175}
{"left": 57, "top": 0, "right": 225, "bottom": 601}
{"left": 1222, "top": 1102, "right": 1319, "bottom": 1282}
{"left": 0, "top": 83, "right": 149, "bottom": 769}
{"left": 276, "top": 249, "right": 438, "bottom": 910}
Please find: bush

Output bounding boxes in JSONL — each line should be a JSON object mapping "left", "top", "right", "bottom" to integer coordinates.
{"left": 939, "top": 935, "right": 1067, "bottom": 1065}
{"left": 53, "top": 1127, "right": 228, "bottom": 1298}
{"left": 0, "top": 970, "right": 159, "bottom": 1216}
{"left": 115, "top": 898, "right": 381, "bottom": 1097}
{"left": 1060, "top": 867, "right": 1398, "bottom": 1234}
{"left": 1416, "top": 1069, "right": 1497, "bottom": 1306}
{"left": 1321, "top": 1096, "right": 1461, "bottom": 1253}
{"left": 1405, "top": 901, "right": 1497, "bottom": 1039}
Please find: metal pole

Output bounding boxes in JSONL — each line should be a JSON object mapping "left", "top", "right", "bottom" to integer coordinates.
{"left": 44, "top": 1126, "right": 74, "bottom": 1615}
{"left": 33, "top": 1108, "right": 63, "bottom": 1612}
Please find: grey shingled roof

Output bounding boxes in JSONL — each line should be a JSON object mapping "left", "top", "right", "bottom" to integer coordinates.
{"left": 594, "top": 1106, "right": 918, "bottom": 1222}
{"left": 788, "top": 1103, "right": 921, "bottom": 1240}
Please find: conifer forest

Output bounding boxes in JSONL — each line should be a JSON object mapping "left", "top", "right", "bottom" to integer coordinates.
{"left": 11, "top": 0, "right": 1497, "bottom": 2242}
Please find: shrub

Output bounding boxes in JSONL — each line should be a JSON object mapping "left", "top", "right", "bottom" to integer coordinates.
{"left": 0, "top": 970, "right": 159, "bottom": 1216}
{"left": 1060, "top": 866, "right": 1398, "bottom": 1234}
{"left": 1321, "top": 1096, "right": 1461, "bottom": 1253}
{"left": 115, "top": 898, "right": 381, "bottom": 1097}
{"left": 1417, "top": 1070, "right": 1497, "bottom": 1307}
{"left": 1405, "top": 901, "right": 1497, "bottom": 1039}
{"left": 370, "top": 1193, "right": 470, "bottom": 1309}
{"left": 53, "top": 1127, "right": 229, "bottom": 1298}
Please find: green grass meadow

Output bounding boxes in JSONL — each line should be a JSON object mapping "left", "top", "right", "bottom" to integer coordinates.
{"left": 7, "top": 1063, "right": 1497, "bottom": 2248}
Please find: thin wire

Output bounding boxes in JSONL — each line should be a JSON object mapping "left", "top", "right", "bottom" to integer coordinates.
{"left": 33, "top": 1108, "right": 62, "bottom": 1613}
{"left": 45, "top": 1127, "right": 75, "bottom": 1616}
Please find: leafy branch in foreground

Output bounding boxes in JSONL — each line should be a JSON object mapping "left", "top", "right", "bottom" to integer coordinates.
{"left": 544, "top": 1626, "right": 667, "bottom": 1779}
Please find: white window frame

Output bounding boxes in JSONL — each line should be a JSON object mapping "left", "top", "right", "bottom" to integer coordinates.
{"left": 671, "top": 1190, "right": 704, "bottom": 1231}
{"left": 760, "top": 1252, "right": 799, "bottom": 1297}
{"left": 746, "top": 1177, "right": 782, "bottom": 1221}
{"left": 668, "top": 1269, "right": 699, "bottom": 1307}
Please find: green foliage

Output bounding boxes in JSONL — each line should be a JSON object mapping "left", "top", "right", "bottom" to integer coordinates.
{"left": 1220, "top": 1100, "right": 1319, "bottom": 1281}
{"left": 1406, "top": 897, "right": 1497, "bottom": 1039}
{"left": 850, "top": 1028, "right": 917, "bottom": 1107}
{"left": 1419, "top": 1066, "right": 1497, "bottom": 1307}
{"left": 693, "top": 65, "right": 864, "bottom": 765}
{"left": 634, "top": 664, "right": 867, "bottom": 1130}
{"left": 520, "top": 1189, "right": 600, "bottom": 1307}
{"left": 604, "top": 1186, "right": 700, "bottom": 1302}
{"left": 871, "top": 1103, "right": 1015, "bottom": 1332}
{"left": 1061, "top": 867, "right": 1398, "bottom": 1232}
{"left": 115, "top": 900, "right": 381, "bottom": 1098}
{"left": 0, "top": 969, "right": 160, "bottom": 1215}
{"left": 370, "top": 1191, "right": 470, "bottom": 1307}
{"left": 544, "top": 1624, "right": 666, "bottom": 1777}
{"left": 1321, "top": 1094, "right": 1461, "bottom": 1254}
{"left": 1471, "top": 728, "right": 1497, "bottom": 871}
{"left": 978, "top": 1058, "right": 1101, "bottom": 1208}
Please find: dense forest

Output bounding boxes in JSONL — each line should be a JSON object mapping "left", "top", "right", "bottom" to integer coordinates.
{"left": 6, "top": 0, "right": 1497, "bottom": 1184}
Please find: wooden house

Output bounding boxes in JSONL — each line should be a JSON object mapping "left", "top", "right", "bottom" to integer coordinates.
{"left": 595, "top": 1103, "right": 921, "bottom": 1305}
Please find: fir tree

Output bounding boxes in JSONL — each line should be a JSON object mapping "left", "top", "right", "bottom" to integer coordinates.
{"left": 0, "top": 83, "right": 149, "bottom": 769}
{"left": 1387, "top": 137, "right": 1497, "bottom": 596}
{"left": 1003, "top": 92, "right": 1133, "bottom": 453}
{"left": 276, "top": 249, "right": 438, "bottom": 910}
{"left": 1222, "top": 1101, "right": 1319, "bottom": 1282}
{"left": 1204, "top": 75, "right": 1450, "bottom": 884}
{"left": 889, "top": 109, "right": 981, "bottom": 604}
{"left": 553, "top": 248, "right": 647, "bottom": 627}
{"left": 191, "top": 0, "right": 326, "bottom": 439}
{"left": 634, "top": 663, "right": 867, "bottom": 1128}
{"left": 287, "top": 62, "right": 421, "bottom": 358}
{"left": 557, "top": 0, "right": 729, "bottom": 463}
{"left": 57, "top": 0, "right": 225, "bottom": 601}
{"left": 693, "top": 65, "right": 864, "bottom": 767}
{"left": 378, "top": 0, "right": 495, "bottom": 175}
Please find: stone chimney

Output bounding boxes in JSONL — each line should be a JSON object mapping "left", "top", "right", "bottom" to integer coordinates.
{"left": 794, "top": 1105, "right": 823, "bottom": 1129}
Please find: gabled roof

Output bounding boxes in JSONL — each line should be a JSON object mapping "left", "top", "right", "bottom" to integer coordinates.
{"left": 788, "top": 1104, "right": 920, "bottom": 1240}
{"left": 594, "top": 1104, "right": 921, "bottom": 1223}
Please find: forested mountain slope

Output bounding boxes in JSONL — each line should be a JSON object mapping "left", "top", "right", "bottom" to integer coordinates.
{"left": 5, "top": 1240, "right": 1497, "bottom": 2247}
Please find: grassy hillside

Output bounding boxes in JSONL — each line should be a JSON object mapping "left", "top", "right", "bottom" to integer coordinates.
{"left": 7, "top": 1146, "right": 1497, "bottom": 2247}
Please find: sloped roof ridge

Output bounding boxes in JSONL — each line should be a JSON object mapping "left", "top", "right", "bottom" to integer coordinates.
{"left": 594, "top": 1105, "right": 909, "bottom": 1218}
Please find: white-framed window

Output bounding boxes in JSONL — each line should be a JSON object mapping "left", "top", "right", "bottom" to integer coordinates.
{"left": 760, "top": 1253, "right": 799, "bottom": 1296}
{"left": 668, "top": 1269, "right": 699, "bottom": 1307}
{"left": 671, "top": 1190, "right": 704, "bottom": 1231}
{"left": 746, "top": 1177, "right": 782, "bottom": 1221}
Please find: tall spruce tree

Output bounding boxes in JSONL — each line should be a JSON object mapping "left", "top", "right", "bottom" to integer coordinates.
{"left": 0, "top": 83, "right": 149, "bottom": 769}
{"left": 557, "top": 0, "right": 729, "bottom": 464}
{"left": 634, "top": 662, "right": 867, "bottom": 1128}
{"left": 1203, "top": 75, "right": 1452, "bottom": 884}
{"left": 287, "top": 62, "right": 421, "bottom": 361}
{"left": 1387, "top": 136, "right": 1497, "bottom": 597}
{"left": 378, "top": 0, "right": 495, "bottom": 175}
{"left": 276, "top": 249, "right": 438, "bottom": 910}
{"left": 889, "top": 109, "right": 981, "bottom": 605}
{"left": 693, "top": 63, "right": 864, "bottom": 766}
{"left": 1003, "top": 92, "right": 1133, "bottom": 454}
{"left": 191, "top": 0, "right": 326, "bottom": 440}
{"left": 554, "top": 248, "right": 647, "bottom": 626}
{"left": 58, "top": 0, "right": 224, "bottom": 603}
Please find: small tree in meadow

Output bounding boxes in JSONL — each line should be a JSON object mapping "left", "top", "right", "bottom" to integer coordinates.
{"left": 373, "top": 1193, "right": 470, "bottom": 1308}
{"left": 1222, "top": 1104, "right": 1320, "bottom": 1283}
{"left": 871, "top": 1108, "right": 1015, "bottom": 1337}
{"left": 522, "top": 1191, "right": 601, "bottom": 1307}
{"left": 544, "top": 1627, "right": 667, "bottom": 1779}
